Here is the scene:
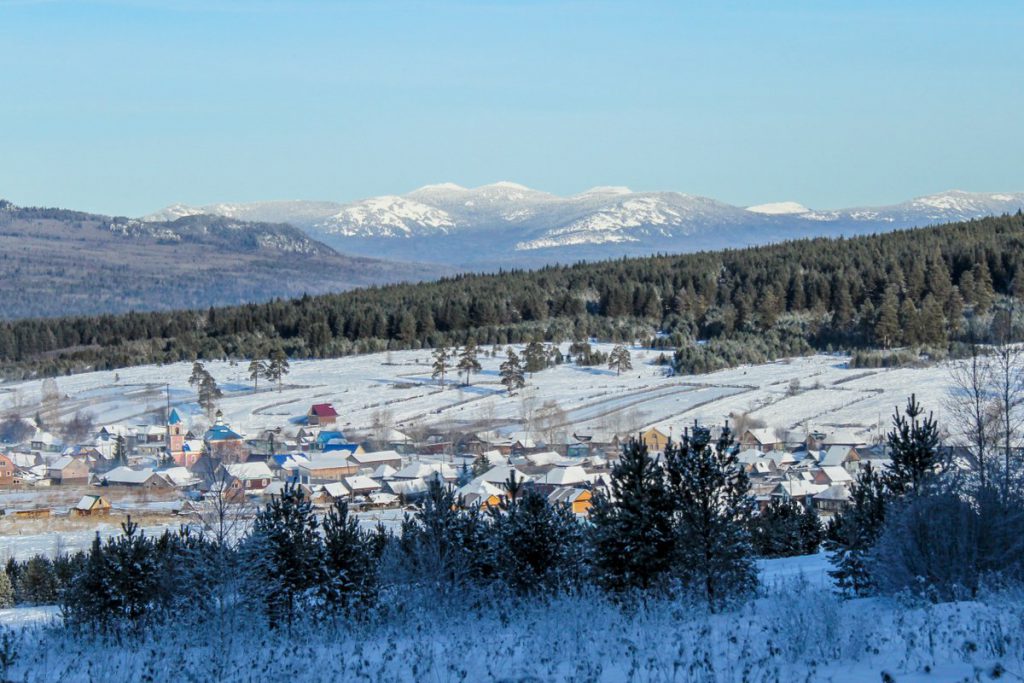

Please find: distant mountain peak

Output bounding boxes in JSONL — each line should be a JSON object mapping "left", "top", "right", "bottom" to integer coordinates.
{"left": 746, "top": 201, "right": 811, "bottom": 215}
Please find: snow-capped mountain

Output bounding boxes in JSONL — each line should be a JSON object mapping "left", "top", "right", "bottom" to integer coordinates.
{"left": 145, "top": 186, "right": 1024, "bottom": 267}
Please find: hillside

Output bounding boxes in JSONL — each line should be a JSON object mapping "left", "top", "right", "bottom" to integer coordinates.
{"left": 0, "top": 201, "right": 444, "bottom": 319}
{"left": 0, "top": 211, "right": 1020, "bottom": 379}
{"left": 146, "top": 184, "right": 1024, "bottom": 268}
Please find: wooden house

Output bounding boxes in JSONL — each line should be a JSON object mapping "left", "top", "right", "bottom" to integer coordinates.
{"left": 739, "top": 428, "right": 783, "bottom": 452}
{"left": 640, "top": 427, "right": 670, "bottom": 452}
{"left": 47, "top": 455, "right": 90, "bottom": 485}
{"left": 547, "top": 487, "right": 593, "bottom": 516}
{"left": 0, "top": 453, "right": 15, "bottom": 487}
{"left": 72, "top": 494, "right": 112, "bottom": 517}
{"left": 307, "top": 403, "right": 339, "bottom": 427}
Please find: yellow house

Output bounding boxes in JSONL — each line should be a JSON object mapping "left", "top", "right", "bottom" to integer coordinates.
{"left": 548, "top": 487, "right": 593, "bottom": 516}
{"left": 640, "top": 427, "right": 670, "bottom": 452}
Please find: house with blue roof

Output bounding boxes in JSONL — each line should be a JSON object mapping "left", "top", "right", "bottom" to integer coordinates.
{"left": 203, "top": 412, "right": 247, "bottom": 462}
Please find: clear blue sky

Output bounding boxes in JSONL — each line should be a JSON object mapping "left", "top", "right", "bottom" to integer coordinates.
{"left": 1, "top": 0, "right": 1022, "bottom": 216}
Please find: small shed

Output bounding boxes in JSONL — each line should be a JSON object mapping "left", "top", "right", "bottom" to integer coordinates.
{"left": 72, "top": 494, "right": 112, "bottom": 517}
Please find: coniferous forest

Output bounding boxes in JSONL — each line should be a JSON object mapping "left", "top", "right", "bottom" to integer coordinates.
{"left": 1, "top": 212, "right": 1021, "bottom": 379}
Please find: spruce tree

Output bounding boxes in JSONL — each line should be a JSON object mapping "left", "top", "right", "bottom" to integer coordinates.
{"left": 874, "top": 286, "right": 901, "bottom": 348}
{"left": 664, "top": 423, "right": 756, "bottom": 608}
{"left": 589, "top": 438, "right": 675, "bottom": 592}
{"left": 884, "top": 394, "right": 940, "bottom": 496}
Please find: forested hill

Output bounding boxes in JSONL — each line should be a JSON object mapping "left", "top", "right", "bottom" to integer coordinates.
{"left": 1, "top": 212, "right": 1022, "bottom": 379}
{"left": 0, "top": 200, "right": 444, "bottom": 319}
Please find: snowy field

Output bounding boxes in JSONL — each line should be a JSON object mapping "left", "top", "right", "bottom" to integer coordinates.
{"left": 0, "top": 345, "right": 963, "bottom": 445}
{"left": 1, "top": 553, "right": 1021, "bottom": 682}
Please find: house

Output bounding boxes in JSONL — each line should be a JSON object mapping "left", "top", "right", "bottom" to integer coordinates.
{"left": 343, "top": 475, "right": 382, "bottom": 497}
{"left": 176, "top": 439, "right": 206, "bottom": 470}
{"left": 813, "top": 466, "right": 854, "bottom": 487}
{"left": 311, "top": 481, "right": 350, "bottom": 505}
{"left": 307, "top": 403, "right": 339, "bottom": 427}
{"left": 0, "top": 453, "right": 15, "bottom": 487}
{"left": 262, "top": 480, "right": 313, "bottom": 499}
{"left": 820, "top": 445, "right": 860, "bottom": 471}
{"left": 47, "top": 455, "right": 90, "bottom": 485}
{"left": 740, "top": 428, "right": 782, "bottom": 452}
{"left": 769, "top": 480, "right": 828, "bottom": 505}
{"left": 72, "top": 494, "right": 112, "bottom": 517}
{"left": 548, "top": 487, "right": 593, "bottom": 516}
{"left": 455, "top": 479, "right": 505, "bottom": 509}
{"left": 31, "top": 430, "right": 63, "bottom": 453}
{"left": 812, "top": 484, "right": 851, "bottom": 517}
{"left": 536, "top": 463, "right": 591, "bottom": 488}
{"left": 350, "top": 450, "right": 403, "bottom": 471}
{"left": 640, "top": 427, "right": 670, "bottom": 452}
{"left": 224, "top": 461, "right": 274, "bottom": 492}
{"left": 101, "top": 466, "right": 172, "bottom": 489}
{"left": 392, "top": 461, "right": 458, "bottom": 482}
{"left": 298, "top": 453, "right": 358, "bottom": 483}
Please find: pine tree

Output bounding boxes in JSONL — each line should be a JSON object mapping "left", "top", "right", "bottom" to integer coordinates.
{"left": 523, "top": 340, "right": 547, "bottom": 375}
{"left": 18, "top": 555, "right": 57, "bottom": 606}
{"left": 608, "top": 345, "right": 632, "bottom": 376}
{"left": 188, "top": 361, "right": 207, "bottom": 388}
{"left": 825, "top": 463, "right": 887, "bottom": 596}
{"left": 884, "top": 394, "right": 940, "bottom": 496}
{"left": 248, "top": 358, "right": 267, "bottom": 391}
{"left": 490, "top": 488, "right": 583, "bottom": 595}
{"left": 664, "top": 423, "right": 755, "bottom": 607}
{"left": 0, "top": 568, "right": 13, "bottom": 608}
{"left": 320, "top": 499, "right": 377, "bottom": 614}
{"left": 589, "top": 438, "right": 675, "bottom": 592}
{"left": 456, "top": 339, "right": 482, "bottom": 385}
{"left": 264, "top": 348, "right": 290, "bottom": 392}
{"left": 243, "top": 483, "right": 324, "bottom": 629}
{"left": 63, "top": 533, "right": 116, "bottom": 629}
{"left": 471, "top": 451, "right": 491, "bottom": 478}
{"left": 198, "top": 373, "right": 222, "bottom": 415}
{"left": 431, "top": 345, "right": 451, "bottom": 389}
{"left": 499, "top": 349, "right": 526, "bottom": 396}
{"left": 102, "top": 517, "right": 160, "bottom": 623}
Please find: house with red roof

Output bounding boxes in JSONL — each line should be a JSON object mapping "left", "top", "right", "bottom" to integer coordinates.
{"left": 307, "top": 403, "right": 339, "bottom": 427}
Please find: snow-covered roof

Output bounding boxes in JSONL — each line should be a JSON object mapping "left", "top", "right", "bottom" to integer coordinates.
{"left": 476, "top": 464, "right": 531, "bottom": 485}
{"left": 818, "top": 466, "right": 853, "bottom": 484}
{"left": 343, "top": 475, "right": 381, "bottom": 492}
{"left": 736, "top": 448, "right": 766, "bottom": 464}
{"left": 104, "top": 466, "right": 161, "bottom": 485}
{"left": 392, "top": 461, "right": 456, "bottom": 480}
{"left": 813, "top": 484, "right": 851, "bottom": 502}
{"left": 74, "top": 495, "right": 108, "bottom": 511}
{"left": 456, "top": 479, "right": 504, "bottom": 500}
{"left": 774, "top": 480, "right": 829, "bottom": 498}
{"left": 538, "top": 464, "right": 591, "bottom": 486}
{"left": 744, "top": 428, "right": 779, "bottom": 445}
{"left": 371, "top": 463, "right": 398, "bottom": 480}
{"left": 351, "top": 450, "right": 401, "bottom": 465}
{"left": 321, "top": 481, "right": 349, "bottom": 498}
{"left": 524, "top": 451, "right": 563, "bottom": 466}
{"left": 158, "top": 466, "right": 200, "bottom": 487}
{"left": 821, "top": 445, "right": 855, "bottom": 467}
{"left": 305, "top": 453, "right": 355, "bottom": 470}
{"left": 821, "top": 429, "right": 866, "bottom": 447}
{"left": 225, "top": 462, "right": 273, "bottom": 481}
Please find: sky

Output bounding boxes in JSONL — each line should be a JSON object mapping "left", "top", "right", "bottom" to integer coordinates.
{"left": 1, "top": 0, "right": 1023, "bottom": 216}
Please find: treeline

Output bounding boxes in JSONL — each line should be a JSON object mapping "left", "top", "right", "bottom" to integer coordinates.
{"left": 1, "top": 212, "right": 1022, "bottom": 378}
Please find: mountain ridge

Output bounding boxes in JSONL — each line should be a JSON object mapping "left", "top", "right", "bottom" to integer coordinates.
{"left": 144, "top": 185, "right": 1024, "bottom": 267}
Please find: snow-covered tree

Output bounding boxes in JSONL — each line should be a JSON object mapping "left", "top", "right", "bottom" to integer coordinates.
{"left": 664, "top": 423, "right": 756, "bottom": 607}
{"left": 749, "top": 499, "right": 823, "bottom": 558}
{"left": 320, "top": 499, "right": 378, "bottom": 615}
{"left": 243, "top": 483, "right": 323, "bottom": 630}
{"left": 523, "top": 340, "right": 547, "bottom": 375}
{"left": 0, "top": 567, "right": 13, "bottom": 608}
{"left": 825, "top": 463, "right": 887, "bottom": 596}
{"left": 589, "top": 438, "right": 675, "bottom": 592}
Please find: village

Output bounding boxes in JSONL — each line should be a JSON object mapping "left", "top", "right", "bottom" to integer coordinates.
{"left": 0, "top": 387, "right": 899, "bottom": 553}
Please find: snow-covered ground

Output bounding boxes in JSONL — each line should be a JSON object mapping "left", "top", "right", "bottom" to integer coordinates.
{"left": 0, "top": 346, "right": 962, "bottom": 445}
{"left": 2, "top": 552, "right": 1020, "bottom": 682}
